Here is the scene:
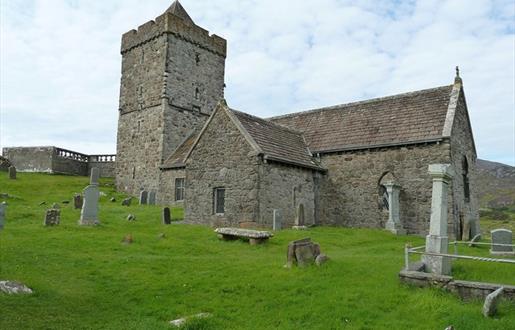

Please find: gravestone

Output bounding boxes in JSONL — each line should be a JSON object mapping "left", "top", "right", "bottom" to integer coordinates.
{"left": 162, "top": 207, "right": 171, "bottom": 225}
{"left": 8, "top": 166, "right": 16, "bottom": 179}
{"left": 483, "top": 287, "right": 504, "bottom": 317}
{"left": 121, "top": 198, "right": 131, "bottom": 206}
{"left": 490, "top": 229, "right": 513, "bottom": 255}
{"left": 286, "top": 237, "right": 326, "bottom": 268}
{"left": 0, "top": 202, "right": 6, "bottom": 230}
{"left": 44, "top": 208, "right": 60, "bottom": 226}
{"left": 73, "top": 194, "right": 83, "bottom": 209}
{"left": 273, "top": 209, "right": 282, "bottom": 230}
{"left": 148, "top": 191, "right": 156, "bottom": 205}
{"left": 139, "top": 191, "right": 148, "bottom": 205}
{"left": 79, "top": 168, "right": 100, "bottom": 225}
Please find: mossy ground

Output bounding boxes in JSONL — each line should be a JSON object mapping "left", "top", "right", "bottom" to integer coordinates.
{"left": 0, "top": 173, "right": 514, "bottom": 329}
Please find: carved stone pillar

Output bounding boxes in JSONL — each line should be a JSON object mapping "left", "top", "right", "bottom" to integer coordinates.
{"left": 384, "top": 181, "right": 405, "bottom": 235}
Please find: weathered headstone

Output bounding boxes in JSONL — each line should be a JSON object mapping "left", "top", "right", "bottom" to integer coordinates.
{"left": 148, "top": 191, "right": 156, "bottom": 205}
{"left": 384, "top": 181, "right": 406, "bottom": 235}
{"left": 315, "top": 254, "right": 329, "bottom": 266}
{"left": 8, "top": 166, "right": 16, "bottom": 179}
{"left": 490, "top": 229, "right": 513, "bottom": 255}
{"left": 273, "top": 209, "right": 282, "bottom": 230}
{"left": 139, "top": 191, "right": 148, "bottom": 205}
{"left": 295, "top": 242, "right": 315, "bottom": 267}
{"left": 79, "top": 168, "right": 100, "bottom": 225}
{"left": 286, "top": 237, "right": 326, "bottom": 268}
{"left": 423, "top": 164, "right": 454, "bottom": 276}
{"left": 0, "top": 202, "right": 6, "bottom": 230}
{"left": 73, "top": 194, "right": 83, "bottom": 209}
{"left": 90, "top": 167, "right": 100, "bottom": 185}
{"left": 121, "top": 198, "right": 131, "bottom": 206}
{"left": 482, "top": 287, "right": 504, "bottom": 317}
{"left": 162, "top": 207, "right": 171, "bottom": 225}
{"left": 44, "top": 209, "right": 60, "bottom": 226}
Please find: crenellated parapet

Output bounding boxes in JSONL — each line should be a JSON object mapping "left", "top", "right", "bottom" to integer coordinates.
{"left": 121, "top": 12, "right": 226, "bottom": 57}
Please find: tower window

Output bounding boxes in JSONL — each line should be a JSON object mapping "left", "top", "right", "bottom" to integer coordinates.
{"left": 214, "top": 188, "right": 225, "bottom": 215}
{"left": 195, "top": 53, "right": 200, "bottom": 65}
{"left": 194, "top": 87, "right": 200, "bottom": 100}
{"left": 132, "top": 167, "right": 136, "bottom": 179}
{"left": 175, "top": 178, "right": 185, "bottom": 201}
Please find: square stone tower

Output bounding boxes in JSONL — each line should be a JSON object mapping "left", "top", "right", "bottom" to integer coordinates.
{"left": 116, "top": 1, "right": 226, "bottom": 195}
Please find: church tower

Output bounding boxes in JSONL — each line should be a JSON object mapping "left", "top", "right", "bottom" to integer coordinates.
{"left": 116, "top": 1, "right": 226, "bottom": 195}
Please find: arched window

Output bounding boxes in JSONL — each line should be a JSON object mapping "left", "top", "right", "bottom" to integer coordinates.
{"left": 462, "top": 156, "right": 470, "bottom": 203}
{"left": 378, "top": 171, "right": 395, "bottom": 211}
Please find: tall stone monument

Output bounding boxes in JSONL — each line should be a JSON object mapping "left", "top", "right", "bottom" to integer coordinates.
{"left": 0, "top": 202, "right": 6, "bottom": 230}
{"left": 8, "top": 166, "right": 16, "bottom": 179}
{"left": 384, "top": 181, "right": 405, "bottom": 235}
{"left": 423, "top": 164, "right": 454, "bottom": 275}
{"left": 79, "top": 168, "right": 100, "bottom": 225}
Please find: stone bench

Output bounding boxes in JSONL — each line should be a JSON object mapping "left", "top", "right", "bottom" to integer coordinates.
{"left": 214, "top": 227, "right": 273, "bottom": 245}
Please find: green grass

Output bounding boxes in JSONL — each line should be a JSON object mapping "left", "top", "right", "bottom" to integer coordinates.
{"left": 0, "top": 173, "right": 514, "bottom": 329}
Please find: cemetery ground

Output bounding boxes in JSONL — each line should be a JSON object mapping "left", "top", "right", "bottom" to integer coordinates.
{"left": 0, "top": 174, "right": 514, "bottom": 330}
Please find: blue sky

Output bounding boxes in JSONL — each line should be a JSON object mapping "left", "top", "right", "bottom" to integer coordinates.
{"left": 1, "top": 0, "right": 514, "bottom": 165}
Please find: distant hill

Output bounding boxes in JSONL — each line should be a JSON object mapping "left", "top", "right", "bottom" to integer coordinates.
{"left": 476, "top": 158, "right": 515, "bottom": 208}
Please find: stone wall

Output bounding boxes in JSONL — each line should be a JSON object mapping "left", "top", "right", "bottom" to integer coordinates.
{"left": 185, "top": 108, "right": 260, "bottom": 227}
{"left": 258, "top": 162, "right": 317, "bottom": 227}
{"left": 2, "top": 147, "right": 115, "bottom": 177}
{"left": 448, "top": 88, "right": 479, "bottom": 239}
{"left": 318, "top": 142, "right": 451, "bottom": 235}
{"left": 3, "top": 146, "right": 54, "bottom": 173}
{"left": 158, "top": 168, "right": 185, "bottom": 205}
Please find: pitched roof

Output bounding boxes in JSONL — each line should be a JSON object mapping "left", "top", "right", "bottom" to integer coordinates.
{"left": 229, "top": 110, "right": 324, "bottom": 171}
{"left": 161, "top": 132, "right": 197, "bottom": 169}
{"left": 269, "top": 85, "right": 454, "bottom": 153}
{"left": 165, "top": 0, "right": 194, "bottom": 25}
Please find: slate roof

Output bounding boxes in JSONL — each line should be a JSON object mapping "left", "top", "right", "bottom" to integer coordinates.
{"left": 161, "top": 132, "right": 197, "bottom": 169}
{"left": 230, "top": 110, "right": 324, "bottom": 170}
{"left": 269, "top": 85, "right": 454, "bottom": 153}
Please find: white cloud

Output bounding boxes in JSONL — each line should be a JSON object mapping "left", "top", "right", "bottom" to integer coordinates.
{"left": 0, "top": 0, "right": 514, "bottom": 165}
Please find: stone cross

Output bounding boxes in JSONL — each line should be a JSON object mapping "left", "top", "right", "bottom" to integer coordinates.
{"left": 79, "top": 167, "right": 100, "bottom": 225}
{"left": 148, "top": 191, "right": 156, "bottom": 205}
{"left": 490, "top": 229, "right": 513, "bottom": 255}
{"left": 162, "top": 207, "right": 171, "bottom": 225}
{"left": 0, "top": 202, "right": 6, "bottom": 230}
{"left": 273, "top": 209, "right": 282, "bottom": 231}
{"left": 423, "top": 164, "right": 454, "bottom": 275}
{"left": 384, "top": 181, "right": 405, "bottom": 235}
{"left": 139, "top": 191, "right": 148, "bottom": 205}
{"left": 8, "top": 166, "right": 16, "bottom": 179}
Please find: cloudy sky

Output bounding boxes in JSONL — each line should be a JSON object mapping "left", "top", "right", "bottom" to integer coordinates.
{"left": 1, "top": 0, "right": 514, "bottom": 165}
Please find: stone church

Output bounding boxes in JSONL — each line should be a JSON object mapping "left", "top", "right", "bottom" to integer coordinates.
{"left": 116, "top": 1, "right": 479, "bottom": 238}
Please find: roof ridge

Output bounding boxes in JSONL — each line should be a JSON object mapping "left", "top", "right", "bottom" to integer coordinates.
{"left": 268, "top": 84, "right": 453, "bottom": 121}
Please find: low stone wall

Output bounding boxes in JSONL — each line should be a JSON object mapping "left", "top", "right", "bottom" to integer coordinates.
{"left": 2, "top": 146, "right": 115, "bottom": 178}
{"left": 399, "top": 270, "right": 515, "bottom": 301}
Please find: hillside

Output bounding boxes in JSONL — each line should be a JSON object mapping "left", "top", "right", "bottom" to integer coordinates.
{"left": 0, "top": 173, "right": 514, "bottom": 329}
{"left": 476, "top": 158, "right": 515, "bottom": 208}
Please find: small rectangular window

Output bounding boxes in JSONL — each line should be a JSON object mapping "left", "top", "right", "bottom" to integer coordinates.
{"left": 214, "top": 188, "right": 225, "bottom": 215}
{"left": 175, "top": 178, "right": 185, "bottom": 201}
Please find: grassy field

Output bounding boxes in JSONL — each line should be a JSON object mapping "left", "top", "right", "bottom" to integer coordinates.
{"left": 0, "top": 173, "right": 514, "bottom": 329}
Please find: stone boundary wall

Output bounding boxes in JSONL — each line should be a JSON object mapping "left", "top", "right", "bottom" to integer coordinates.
{"left": 399, "top": 270, "right": 515, "bottom": 301}
{"left": 2, "top": 146, "right": 115, "bottom": 177}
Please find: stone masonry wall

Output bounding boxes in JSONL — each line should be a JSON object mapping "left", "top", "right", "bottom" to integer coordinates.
{"left": 318, "top": 142, "right": 451, "bottom": 235}
{"left": 185, "top": 109, "right": 259, "bottom": 227}
{"left": 258, "top": 162, "right": 316, "bottom": 228}
{"left": 116, "top": 105, "right": 164, "bottom": 194}
{"left": 449, "top": 89, "right": 479, "bottom": 239}
{"left": 158, "top": 168, "right": 185, "bottom": 205}
{"left": 3, "top": 147, "right": 54, "bottom": 173}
